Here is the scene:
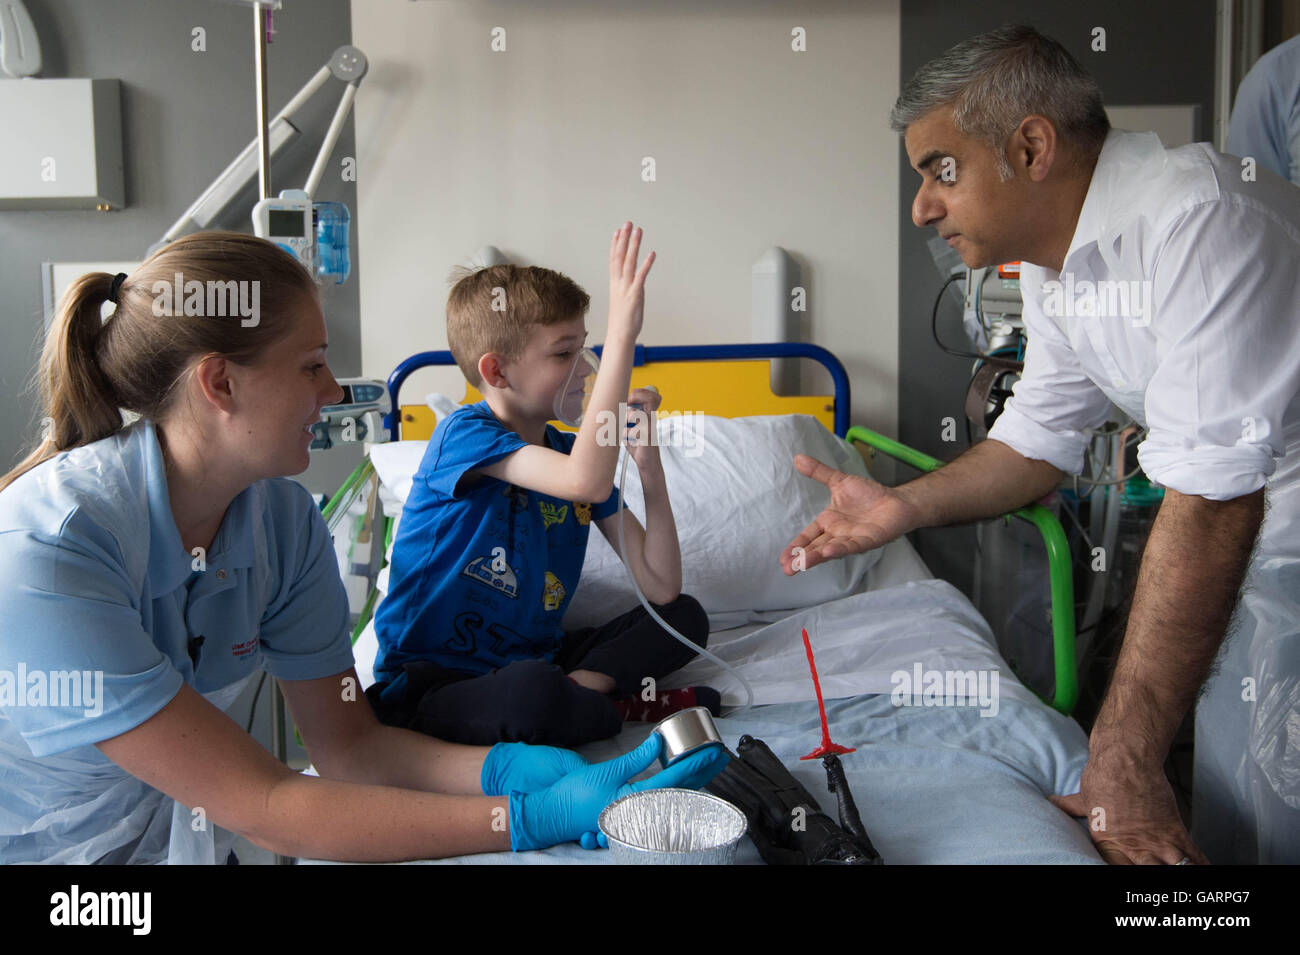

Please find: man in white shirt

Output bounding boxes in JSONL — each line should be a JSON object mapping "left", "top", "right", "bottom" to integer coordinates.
{"left": 783, "top": 25, "right": 1299, "bottom": 864}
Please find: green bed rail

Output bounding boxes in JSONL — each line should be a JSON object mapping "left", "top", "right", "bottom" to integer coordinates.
{"left": 321, "top": 457, "right": 375, "bottom": 526}
{"left": 321, "top": 458, "right": 392, "bottom": 645}
{"left": 846, "top": 426, "right": 1078, "bottom": 715}
{"left": 351, "top": 514, "right": 394, "bottom": 645}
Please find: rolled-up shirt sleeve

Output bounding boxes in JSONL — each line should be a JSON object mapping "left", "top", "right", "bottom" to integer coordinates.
{"left": 1139, "top": 197, "right": 1300, "bottom": 500}
{"left": 987, "top": 267, "right": 1116, "bottom": 474}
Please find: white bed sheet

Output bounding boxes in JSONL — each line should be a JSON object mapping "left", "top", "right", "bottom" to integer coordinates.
{"left": 315, "top": 427, "right": 1097, "bottom": 865}
{"left": 301, "top": 690, "right": 1097, "bottom": 865}
{"left": 348, "top": 533, "right": 931, "bottom": 697}
{"left": 312, "top": 535, "right": 1098, "bottom": 866}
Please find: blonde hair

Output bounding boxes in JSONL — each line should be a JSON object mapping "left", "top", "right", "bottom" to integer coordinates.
{"left": 2, "top": 230, "right": 317, "bottom": 493}
{"left": 445, "top": 264, "right": 590, "bottom": 388}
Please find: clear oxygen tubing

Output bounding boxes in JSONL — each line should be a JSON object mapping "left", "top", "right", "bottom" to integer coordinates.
{"left": 614, "top": 397, "right": 755, "bottom": 714}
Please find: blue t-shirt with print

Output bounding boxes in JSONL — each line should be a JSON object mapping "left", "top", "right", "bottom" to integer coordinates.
{"left": 373, "top": 402, "right": 620, "bottom": 686}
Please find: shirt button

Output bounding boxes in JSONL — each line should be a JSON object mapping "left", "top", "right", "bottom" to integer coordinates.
{"left": 216, "top": 569, "right": 227, "bottom": 581}
{"left": 1114, "top": 378, "right": 1126, "bottom": 389}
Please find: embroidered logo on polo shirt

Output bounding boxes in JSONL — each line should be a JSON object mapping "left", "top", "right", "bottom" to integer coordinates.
{"left": 231, "top": 637, "right": 258, "bottom": 658}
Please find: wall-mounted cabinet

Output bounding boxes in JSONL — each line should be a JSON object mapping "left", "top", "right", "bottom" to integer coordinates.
{"left": 0, "top": 78, "right": 124, "bottom": 210}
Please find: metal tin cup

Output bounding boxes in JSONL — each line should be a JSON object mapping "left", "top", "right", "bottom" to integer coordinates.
{"left": 598, "top": 788, "right": 747, "bottom": 865}
{"left": 653, "top": 706, "right": 723, "bottom": 768}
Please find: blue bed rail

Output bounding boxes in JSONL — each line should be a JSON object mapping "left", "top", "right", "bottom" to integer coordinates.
{"left": 384, "top": 342, "right": 852, "bottom": 439}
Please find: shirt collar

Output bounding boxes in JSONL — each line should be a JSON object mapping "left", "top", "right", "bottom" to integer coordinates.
{"left": 142, "top": 418, "right": 258, "bottom": 596}
{"left": 142, "top": 419, "right": 189, "bottom": 596}
{"left": 1062, "top": 128, "right": 1169, "bottom": 270}
{"left": 210, "top": 482, "right": 258, "bottom": 572}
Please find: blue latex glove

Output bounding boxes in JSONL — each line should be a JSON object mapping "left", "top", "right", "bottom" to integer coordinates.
{"left": 509, "top": 735, "right": 731, "bottom": 851}
{"left": 480, "top": 742, "right": 589, "bottom": 796}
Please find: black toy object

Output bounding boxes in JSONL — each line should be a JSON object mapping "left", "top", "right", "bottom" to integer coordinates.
{"left": 705, "top": 734, "right": 882, "bottom": 865}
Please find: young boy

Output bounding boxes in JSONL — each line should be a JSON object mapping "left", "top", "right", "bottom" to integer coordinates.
{"left": 368, "top": 223, "right": 717, "bottom": 747}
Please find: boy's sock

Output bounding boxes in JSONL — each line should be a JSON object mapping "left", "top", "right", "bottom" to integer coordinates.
{"left": 610, "top": 686, "right": 722, "bottom": 722}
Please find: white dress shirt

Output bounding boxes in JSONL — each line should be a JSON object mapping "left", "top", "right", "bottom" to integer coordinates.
{"left": 987, "top": 129, "right": 1300, "bottom": 863}
{"left": 988, "top": 129, "right": 1300, "bottom": 504}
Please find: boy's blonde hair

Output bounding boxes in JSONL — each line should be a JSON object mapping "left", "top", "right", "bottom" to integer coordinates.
{"left": 446, "top": 264, "right": 590, "bottom": 388}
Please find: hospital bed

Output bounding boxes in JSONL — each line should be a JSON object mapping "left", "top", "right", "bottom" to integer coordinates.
{"left": 302, "top": 343, "right": 1100, "bottom": 864}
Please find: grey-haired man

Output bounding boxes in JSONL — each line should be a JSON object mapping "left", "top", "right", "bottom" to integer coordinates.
{"left": 783, "top": 25, "right": 1299, "bottom": 865}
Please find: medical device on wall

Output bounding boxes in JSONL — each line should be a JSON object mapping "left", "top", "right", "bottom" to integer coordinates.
{"left": 309, "top": 378, "right": 390, "bottom": 451}
{"left": 253, "top": 191, "right": 313, "bottom": 263}
{"left": 246, "top": 33, "right": 364, "bottom": 283}
{"left": 151, "top": 35, "right": 367, "bottom": 286}
{"left": 964, "top": 263, "right": 1023, "bottom": 355}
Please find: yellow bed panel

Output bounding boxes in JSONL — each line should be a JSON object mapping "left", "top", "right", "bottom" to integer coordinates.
{"left": 397, "top": 359, "right": 834, "bottom": 441}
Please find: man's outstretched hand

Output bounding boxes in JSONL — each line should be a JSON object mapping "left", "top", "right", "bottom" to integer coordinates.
{"left": 780, "top": 454, "right": 923, "bottom": 575}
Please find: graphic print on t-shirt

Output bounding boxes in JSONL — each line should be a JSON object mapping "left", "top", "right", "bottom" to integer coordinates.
{"left": 460, "top": 551, "right": 519, "bottom": 599}
{"left": 444, "top": 609, "right": 534, "bottom": 660}
{"left": 539, "top": 501, "right": 568, "bottom": 529}
{"left": 542, "top": 571, "right": 566, "bottom": 611}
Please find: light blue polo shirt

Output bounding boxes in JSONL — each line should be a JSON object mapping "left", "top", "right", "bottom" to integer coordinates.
{"left": 0, "top": 418, "right": 355, "bottom": 863}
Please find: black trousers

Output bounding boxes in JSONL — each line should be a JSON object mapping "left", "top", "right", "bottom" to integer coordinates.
{"left": 364, "top": 593, "right": 710, "bottom": 747}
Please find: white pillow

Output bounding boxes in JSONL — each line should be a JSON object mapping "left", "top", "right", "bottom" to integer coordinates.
{"left": 562, "top": 414, "right": 881, "bottom": 627}
{"left": 369, "top": 440, "right": 428, "bottom": 510}
{"left": 365, "top": 414, "right": 882, "bottom": 623}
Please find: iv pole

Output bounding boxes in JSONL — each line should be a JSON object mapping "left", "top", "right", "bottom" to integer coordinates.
{"left": 150, "top": 1, "right": 367, "bottom": 254}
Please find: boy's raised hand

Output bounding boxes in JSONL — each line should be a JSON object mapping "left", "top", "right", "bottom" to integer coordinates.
{"left": 609, "top": 222, "right": 655, "bottom": 341}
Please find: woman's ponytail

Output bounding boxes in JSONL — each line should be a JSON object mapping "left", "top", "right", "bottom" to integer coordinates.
{"left": 46, "top": 272, "right": 129, "bottom": 448}
{"left": 1, "top": 231, "right": 315, "bottom": 494}
{"left": 1, "top": 273, "right": 125, "bottom": 493}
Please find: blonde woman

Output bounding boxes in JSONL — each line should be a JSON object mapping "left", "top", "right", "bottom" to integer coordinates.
{"left": 0, "top": 231, "right": 724, "bottom": 864}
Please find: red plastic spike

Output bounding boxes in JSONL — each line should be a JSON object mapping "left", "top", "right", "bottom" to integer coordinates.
{"left": 800, "top": 627, "right": 856, "bottom": 760}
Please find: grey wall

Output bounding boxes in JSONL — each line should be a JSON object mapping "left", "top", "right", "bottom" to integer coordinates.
{"left": 0, "top": 0, "right": 362, "bottom": 496}
{"left": 0, "top": 0, "right": 360, "bottom": 770}
{"left": 896, "top": 1, "right": 1218, "bottom": 598}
